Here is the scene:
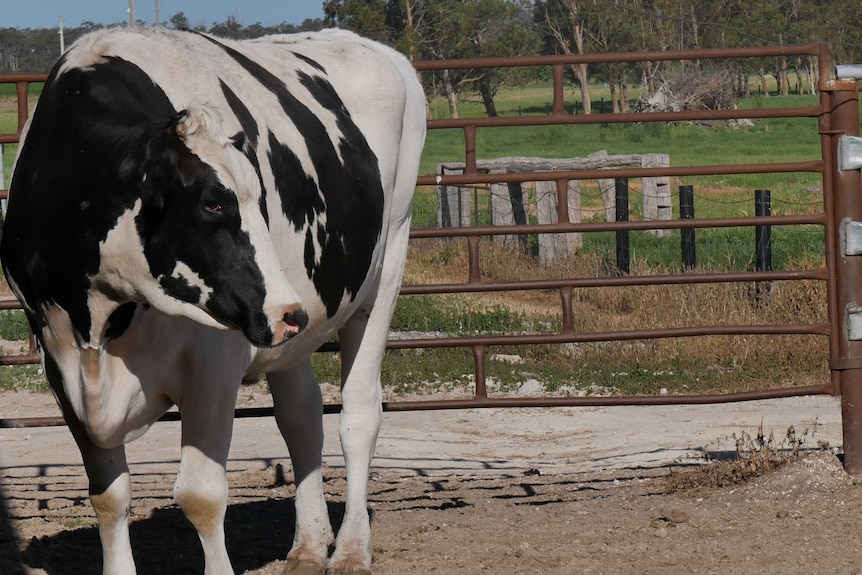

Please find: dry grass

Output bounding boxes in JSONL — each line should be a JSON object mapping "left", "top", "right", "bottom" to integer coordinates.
{"left": 402, "top": 237, "right": 829, "bottom": 393}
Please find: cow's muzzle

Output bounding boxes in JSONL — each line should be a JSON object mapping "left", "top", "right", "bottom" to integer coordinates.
{"left": 273, "top": 306, "right": 309, "bottom": 344}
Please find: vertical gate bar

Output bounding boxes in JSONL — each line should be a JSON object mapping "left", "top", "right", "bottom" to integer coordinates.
{"left": 473, "top": 344, "right": 487, "bottom": 399}
{"left": 552, "top": 64, "right": 565, "bottom": 115}
{"left": 560, "top": 288, "right": 574, "bottom": 334}
{"left": 556, "top": 178, "right": 570, "bottom": 224}
{"left": 821, "top": 44, "right": 842, "bottom": 397}
{"left": 823, "top": 78, "right": 862, "bottom": 475}
{"left": 16, "top": 81, "right": 28, "bottom": 134}
{"left": 467, "top": 235, "right": 481, "bottom": 283}
{"left": 464, "top": 125, "right": 477, "bottom": 175}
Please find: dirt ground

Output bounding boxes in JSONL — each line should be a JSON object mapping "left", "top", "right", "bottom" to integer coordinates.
{"left": 1, "top": 389, "right": 861, "bottom": 575}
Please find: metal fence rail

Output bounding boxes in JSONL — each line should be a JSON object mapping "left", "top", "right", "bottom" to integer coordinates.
{"left": 2, "top": 43, "right": 862, "bottom": 470}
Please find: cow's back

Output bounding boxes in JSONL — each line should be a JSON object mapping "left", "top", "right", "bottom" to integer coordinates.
{"left": 6, "top": 27, "right": 423, "bottom": 368}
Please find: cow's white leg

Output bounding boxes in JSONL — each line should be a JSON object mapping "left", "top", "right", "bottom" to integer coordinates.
{"left": 328, "top": 206, "right": 414, "bottom": 573}
{"left": 174, "top": 384, "right": 239, "bottom": 575}
{"left": 268, "top": 362, "right": 333, "bottom": 574}
{"left": 80, "top": 445, "right": 136, "bottom": 575}
{"left": 327, "top": 307, "right": 384, "bottom": 575}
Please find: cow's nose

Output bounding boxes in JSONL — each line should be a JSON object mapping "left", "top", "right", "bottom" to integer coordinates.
{"left": 284, "top": 308, "right": 309, "bottom": 333}
{"left": 274, "top": 307, "right": 308, "bottom": 343}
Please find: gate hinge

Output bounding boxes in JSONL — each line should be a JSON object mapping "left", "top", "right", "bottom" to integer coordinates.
{"left": 839, "top": 135, "right": 862, "bottom": 171}
{"left": 842, "top": 220, "right": 862, "bottom": 256}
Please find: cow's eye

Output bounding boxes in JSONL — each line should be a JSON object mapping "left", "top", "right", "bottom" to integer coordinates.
{"left": 204, "top": 202, "right": 222, "bottom": 214}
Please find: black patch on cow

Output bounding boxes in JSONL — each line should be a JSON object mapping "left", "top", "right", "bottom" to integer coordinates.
{"left": 0, "top": 56, "right": 176, "bottom": 341}
{"left": 267, "top": 131, "right": 324, "bottom": 228}
{"left": 104, "top": 303, "right": 137, "bottom": 342}
{"left": 198, "top": 34, "right": 385, "bottom": 317}
{"left": 220, "top": 79, "right": 269, "bottom": 224}
{"left": 291, "top": 51, "right": 327, "bottom": 74}
{"left": 159, "top": 275, "right": 202, "bottom": 303}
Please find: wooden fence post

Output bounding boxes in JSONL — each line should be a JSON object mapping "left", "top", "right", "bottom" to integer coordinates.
{"left": 436, "top": 165, "right": 472, "bottom": 228}
{"left": 491, "top": 179, "right": 516, "bottom": 250}
{"left": 641, "top": 153, "right": 671, "bottom": 237}
{"left": 535, "top": 179, "right": 582, "bottom": 265}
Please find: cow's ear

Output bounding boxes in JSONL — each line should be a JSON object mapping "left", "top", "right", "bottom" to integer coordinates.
{"left": 139, "top": 112, "right": 203, "bottom": 204}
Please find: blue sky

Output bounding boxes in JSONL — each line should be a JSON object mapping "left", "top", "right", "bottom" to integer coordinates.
{"left": 1, "top": 1, "right": 326, "bottom": 30}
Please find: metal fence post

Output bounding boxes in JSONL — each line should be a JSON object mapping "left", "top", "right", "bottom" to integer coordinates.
{"left": 679, "top": 185, "right": 696, "bottom": 269}
{"left": 823, "top": 78, "right": 862, "bottom": 475}
{"left": 754, "top": 189, "right": 772, "bottom": 272}
{"left": 615, "top": 178, "right": 630, "bottom": 274}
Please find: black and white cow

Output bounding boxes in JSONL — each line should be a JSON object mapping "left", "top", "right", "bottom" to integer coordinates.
{"left": 0, "top": 27, "right": 425, "bottom": 575}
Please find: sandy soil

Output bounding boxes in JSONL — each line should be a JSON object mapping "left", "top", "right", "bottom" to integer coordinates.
{"left": 1, "top": 389, "right": 860, "bottom": 575}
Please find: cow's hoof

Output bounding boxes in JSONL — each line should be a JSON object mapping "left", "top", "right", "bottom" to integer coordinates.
{"left": 325, "top": 568, "right": 371, "bottom": 575}
{"left": 283, "top": 558, "right": 327, "bottom": 575}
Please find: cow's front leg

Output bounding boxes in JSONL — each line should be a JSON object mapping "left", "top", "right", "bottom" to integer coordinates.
{"left": 269, "top": 361, "right": 334, "bottom": 575}
{"left": 174, "top": 390, "right": 239, "bottom": 575}
{"left": 79, "top": 444, "right": 136, "bottom": 575}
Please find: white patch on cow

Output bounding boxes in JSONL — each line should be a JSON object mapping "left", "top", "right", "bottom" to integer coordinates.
{"left": 167, "top": 261, "right": 214, "bottom": 305}
{"left": 306, "top": 210, "right": 330, "bottom": 268}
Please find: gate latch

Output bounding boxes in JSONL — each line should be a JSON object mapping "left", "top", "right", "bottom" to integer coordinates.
{"left": 839, "top": 135, "right": 862, "bottom": 171}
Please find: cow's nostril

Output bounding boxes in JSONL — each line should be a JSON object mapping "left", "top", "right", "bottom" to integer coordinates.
{"left": 283, "top": 309, "right": 309, "bottom": 333}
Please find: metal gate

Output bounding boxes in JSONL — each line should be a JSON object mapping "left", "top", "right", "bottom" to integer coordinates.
{"left": 2, "top": 44, "right": 862, "bottom": 472}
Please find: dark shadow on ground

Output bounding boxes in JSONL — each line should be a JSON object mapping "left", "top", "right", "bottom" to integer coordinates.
{"left": 0, "top": 473, "right": 27, "bottom": 575}
{"left": 22, "top": 499, "right": 348, "bottom": 575}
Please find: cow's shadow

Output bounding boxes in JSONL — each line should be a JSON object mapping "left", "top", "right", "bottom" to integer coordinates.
{"left": 22, "top": 498, "right": 347, "bottom": 574}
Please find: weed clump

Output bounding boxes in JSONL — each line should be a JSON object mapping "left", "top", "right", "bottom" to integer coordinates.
{"left": 664, "top": 424, "right": 808, "bottom": 492}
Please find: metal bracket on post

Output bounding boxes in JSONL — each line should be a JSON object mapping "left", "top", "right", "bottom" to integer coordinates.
{"left": 838, "top": 135, "right": 862, "bottom": 171}
{"left": 849, "top": 307, "right": 862, "bottom": 341}
{"left": 842, "top": 220, "right": 862, "bottom": 255}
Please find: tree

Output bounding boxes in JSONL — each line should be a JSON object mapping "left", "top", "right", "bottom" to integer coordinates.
{"left": 535, "top": 0, "right": 599, "bottom": 114}
{"left": 169, "top": 12, "right": 190, "bottom": 29}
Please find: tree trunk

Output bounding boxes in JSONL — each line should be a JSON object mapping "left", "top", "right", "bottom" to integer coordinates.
{"left": 807, "top": 57, "right": 818, "bottom": 95}
{"left": 443, "top": 69, "right": 459, "bottom": 119}
{"left": 794, "top": 57, "right": 804, "bottom": 95}
{"left": 780, "top": 57, "right": 790, "bottom": 95}
{"left": 573, "top": 63, "right": 591, "bottom": 114}
{"left": 621, "top": 74, "right": 630, "bottom": 113}
{"left": 645, "top": 61, "right": 656, "bottom": 94}
{"left": 758, "top": 68, "right": 769, "bottom": 96}
{"left": 610, "top": 80, "right": 619, "bottom": 113}
{"left": 478, "top": 74, "right": 498, "bottom": 117}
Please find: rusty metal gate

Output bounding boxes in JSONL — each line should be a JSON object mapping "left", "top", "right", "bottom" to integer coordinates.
{"left": 2, "top": 44, "right": 862, "bottom": 472}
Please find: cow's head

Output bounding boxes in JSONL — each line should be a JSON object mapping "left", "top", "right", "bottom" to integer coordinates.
{"left": 118, "top": 106, "right": 307, "bottom": 347}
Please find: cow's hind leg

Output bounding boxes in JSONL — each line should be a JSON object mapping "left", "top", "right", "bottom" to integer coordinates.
{"left": 269, "top": 361, "right": 333, "bottom": 575}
